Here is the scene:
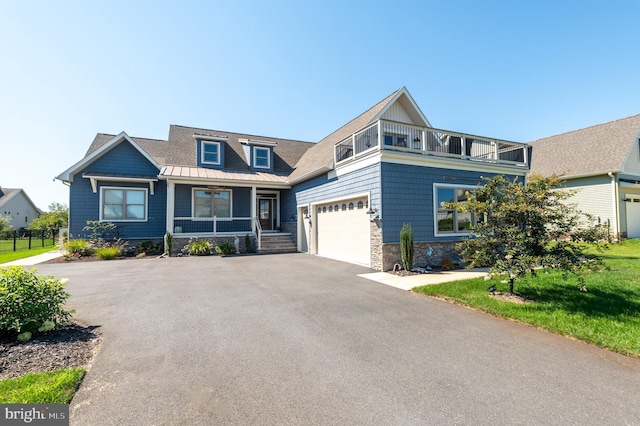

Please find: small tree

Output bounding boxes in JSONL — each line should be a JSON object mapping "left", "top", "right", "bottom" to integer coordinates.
{"left": 28, "top": 202, "right": 68, "bottom": 237}
{"left": 0, "top": 215, "right": 12, "bottom": 235}
{"left": 400, "top": 223, "right": 414, "bottom": 271}
{"left": 446, "top": 174, "right": 605, "bottom": 294}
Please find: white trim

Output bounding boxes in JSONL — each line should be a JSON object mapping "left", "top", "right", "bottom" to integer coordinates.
{"left": 372, "top": 87, "right": 431, "bottom": 127}
{"left": 83, "top": 175, "right": 158, "bottom": 195}
{"left": 56, "top": 132, "right": 161, "bottom": 182}
{"left": 253, "top": 146, "right": 271, "bottom": 169}
{"left": 191, "top": 187, "right": 233, "bottom": 219}
{"left": 99, "top": 186, "right": 148, "bottom": 222}
{"left": 239, "top": 138, "right": 278, "bottom": 147}
{"left": 193, "top": 134, "right": 228, "bottom": 142}
{"left": 201, "top": 141, "right": 222, "bottom": 166}
{"left": 433, "top": 183, "right": 477, "bottom": 237}
{"left": 381, "top": 151, "right": 528, "bottom": 176}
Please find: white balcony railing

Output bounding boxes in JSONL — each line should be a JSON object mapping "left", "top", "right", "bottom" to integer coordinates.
{"left": 335, "top": 119, "right": 528, "bottom": 167}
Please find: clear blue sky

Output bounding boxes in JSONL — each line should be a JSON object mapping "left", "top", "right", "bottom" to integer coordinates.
{"left": 1, "top": 0, "right": 639, "bottom": 211}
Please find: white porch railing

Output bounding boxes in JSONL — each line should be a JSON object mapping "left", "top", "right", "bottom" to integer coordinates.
{"left": 253, "top": 216, "right": 262, "bottom": 251}
{"left": 335, "top": 119, "right": 528, "bottom": 167}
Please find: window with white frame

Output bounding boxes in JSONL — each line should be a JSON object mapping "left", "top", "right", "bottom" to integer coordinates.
{"left": 253, "top": 146, "right": 270, "bottom": 169}
{"left": 201, "top": 141, "right": 221, "bottom": 165}
{"left": 101, "top": 187, "right": 147, "bottom": 221}
{"left": 193, "top": 189, "right": 232, "bottom": 218}
{"left": 435, "top": 185, "right": 476, "bottom": 235}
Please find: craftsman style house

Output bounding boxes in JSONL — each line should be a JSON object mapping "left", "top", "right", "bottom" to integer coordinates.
{"left": 57, "top": 87, "right": 529, "bottom": 270}
{"left": 529, "top": 114, "right": 640, "bottom": 239}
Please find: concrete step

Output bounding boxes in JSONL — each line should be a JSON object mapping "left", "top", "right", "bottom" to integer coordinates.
{"left": 259, "top": 233, "right": 297, "bottom": 253}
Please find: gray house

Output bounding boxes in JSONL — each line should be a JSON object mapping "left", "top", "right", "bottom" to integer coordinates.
{"left": 0, "top": 187, "right": 41, "bottom": 231}
{"left": 57, "top": 87, "right": 529, "bottom": 270}
{"left": 529, "top": 114, "right": 640, "bottom": 239}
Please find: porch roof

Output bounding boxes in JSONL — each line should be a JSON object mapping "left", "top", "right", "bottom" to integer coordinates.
{"left": 160, "top": 165, "right": 290, "bottom": 186}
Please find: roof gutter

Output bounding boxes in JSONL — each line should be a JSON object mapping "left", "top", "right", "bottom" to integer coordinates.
{"left": 287, "top": 164, "right": 334, "bottom": 185}
{"left": 608, "top": 171, "right": 620, "bottom": 236}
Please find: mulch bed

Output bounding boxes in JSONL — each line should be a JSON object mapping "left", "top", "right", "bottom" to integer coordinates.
{"left": 0, "top": 322, "right": 101, "bottom": 380}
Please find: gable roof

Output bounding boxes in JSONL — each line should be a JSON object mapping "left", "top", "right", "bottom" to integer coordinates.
{"left": 57, "top": 132, "right": 165, "bottom": 182}
{"left": 529, "top": 114, "right": 640, "bottom": 179}
{"left": 0, "top": 188, "right": 41, "bottom": 213}
{"left": 288, "top": 87, "right": 424, "bottom": 182}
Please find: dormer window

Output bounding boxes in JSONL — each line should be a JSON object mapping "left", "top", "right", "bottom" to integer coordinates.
{"left": 253, "top": 146, "right": 271, "bottom": 169}
{"left": 201, "top": 141, "right": 221, "bottom": 165}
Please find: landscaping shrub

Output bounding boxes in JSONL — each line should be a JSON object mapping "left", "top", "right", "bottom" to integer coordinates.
{"left": 64, "top": 239, "right": 93, "bottom": 256}
{"left": 183, "top": 238, "right": 213, "bottom": 256}
{"left": 215, "top": 242, "right": 236, "bottom": 255}
{"left": 135, "top": 240, "right": 163, "bottom": 255}
{"left": 0, "top": 267, "right": 73, "bottom": 340}
{"left": 400, "top": 223, "right": 414, "bottom": 271}
{"left": 165, "top": 232, "right": 173, "bottom": 256}
{"left": 95, "top": 246, "right": 121, "bottom": 260}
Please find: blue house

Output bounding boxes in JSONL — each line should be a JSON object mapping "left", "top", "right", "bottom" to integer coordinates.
{"left": 57, "top": 87, "right": 529, "bottom": 270}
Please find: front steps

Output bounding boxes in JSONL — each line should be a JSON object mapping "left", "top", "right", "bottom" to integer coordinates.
{"left": 259, "top": 233, "right": 297, "bottom": 254}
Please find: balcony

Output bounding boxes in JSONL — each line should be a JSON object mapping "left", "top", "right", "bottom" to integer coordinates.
{"left": 335, "top": 119, "right": 528, "bottom": 167}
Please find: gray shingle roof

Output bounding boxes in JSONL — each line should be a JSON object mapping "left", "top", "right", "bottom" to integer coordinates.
{"left": 529, "top": 114, "right": 640, "bottom": 178}
{"left": 288, "top": 89, "right": 401, "bottom": 181}
{"left": 86, "top": 134, "right": 168, "bottom": 165}
{"left": 166, "top": 125, "right": 314, "bottom": 176}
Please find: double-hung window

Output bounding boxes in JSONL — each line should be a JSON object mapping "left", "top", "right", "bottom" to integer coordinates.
{"left": 253, "top": 146, "right": 270, "bottom": 169}
{"left": 193, "top": 189, "right": 231, "bottom": 218}
{"left": 435, "top": 185, "right": 475, "bottom": 235}
{"left": 201, "top": 141, "right": 221, "bottom": 165}
{"left": 101, "top": 187, "right": 147, "bottom": 221}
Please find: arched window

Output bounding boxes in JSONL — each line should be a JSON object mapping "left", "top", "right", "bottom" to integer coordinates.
{"left": 357, "top": 201, "right": 364, "bottom": 209}
{"left": 328, "top": 205, "right": 333, "bottom": 212}
{"left": 348, "top": 202, "right": 354, "bottom": 210}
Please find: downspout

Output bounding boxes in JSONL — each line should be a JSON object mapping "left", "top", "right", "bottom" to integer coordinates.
{"left": 608, "top": 172, "right": 619, "bottom": 237}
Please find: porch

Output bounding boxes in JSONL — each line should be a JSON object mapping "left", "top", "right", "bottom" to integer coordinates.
{"left": 335, "top": 119, "right": 528, "bottom": 167}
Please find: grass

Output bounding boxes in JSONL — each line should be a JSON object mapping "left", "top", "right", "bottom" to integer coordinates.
{"left": 414, "top": 239, "right": 640, "bottom": 358}
{"left": 0, "top": 237, "right": 56, "bottom": 253}
{"left": 0, "top": 245, "right": 58, "bottom": 264}
{"left": 0, "top": 368, "right": 85, "bottom": 403}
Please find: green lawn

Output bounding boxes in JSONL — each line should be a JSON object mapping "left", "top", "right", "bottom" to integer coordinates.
{"left": 414, "top": 240, "right": 640, "bottom": 358}
{"left": 0, "top": 368, "right": 85, "bottom": 403}
{"left": 0, "top": 245, "right": 58, "bottom": 264}
{"left": 0, "top": 237, "right": 56, "bottom": 252}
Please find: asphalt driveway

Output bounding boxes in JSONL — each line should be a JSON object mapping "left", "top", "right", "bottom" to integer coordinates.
{"left": 36, "top": 254, "right": 640, "bottom": 425}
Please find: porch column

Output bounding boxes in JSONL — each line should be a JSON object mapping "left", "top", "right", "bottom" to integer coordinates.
{"left": 166, "top": 180, "right": 175, "bottom": 234}
{"left": 251, "top": 186, "right": 257, "bottom": 233}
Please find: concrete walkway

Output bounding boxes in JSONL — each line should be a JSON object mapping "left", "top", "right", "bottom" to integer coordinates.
{"left": 359, "top": 267, "right": 489, "bottom": 290}
{"left": 0, "top": 250, "right": 64, "bottom": 267}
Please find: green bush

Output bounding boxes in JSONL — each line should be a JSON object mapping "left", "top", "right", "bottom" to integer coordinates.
{"left": 0, "top": 267, "right": 73, "bottom": 339}
{"left": 400, "top": 223, "right": 414, "bottom": 271}
{"left": 215, "top": 242, "right": 236, "bottom": 255}
{"left": 64, "top": 239, "right": 93, "bottom": 256}
{"left": 183, "top": 238, "right": 213, "bottom": 256}
{"left": 95, "top": 246, "right": 121, "bottom": 260}
{"left": 135, "top": 240, "right": 163, "bottom": 255}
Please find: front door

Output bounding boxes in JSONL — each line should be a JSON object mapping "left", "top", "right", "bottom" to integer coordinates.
{"left": 259, "top": 198, "right": 277, "bottom": 231}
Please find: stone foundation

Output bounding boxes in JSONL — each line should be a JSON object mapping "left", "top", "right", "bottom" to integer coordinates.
{"left": 370, "top": 220, "right": 383, "bottom": 271}
{"left": 280, "top": 221, "right": 297, "bottom": 242}
{"left": 381, "top": 241, "right": 461, "bottom": 271}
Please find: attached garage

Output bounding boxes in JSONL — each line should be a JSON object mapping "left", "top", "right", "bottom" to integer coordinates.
{"left": 315, "top": 197, "right": 371, "bottom": 266}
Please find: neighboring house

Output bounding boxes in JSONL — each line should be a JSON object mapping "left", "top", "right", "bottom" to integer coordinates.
{"left": 0, "top": 187, "right": 41, "bottom": 231}
{"left": 529, "top": 114, "right": 640, "bottom": 239}
{"left": 57, "top": 87, "right": 529, "bottom": 270}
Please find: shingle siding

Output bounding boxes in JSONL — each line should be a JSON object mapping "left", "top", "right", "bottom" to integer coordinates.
{"left": 380, "top": 163, "right": 503, "bottom": 243}
{"left": 288, "top": 163, "right": 382, "bottom": 218}
{"left": 68, "top": 141, "right": 165, "bottom": 240}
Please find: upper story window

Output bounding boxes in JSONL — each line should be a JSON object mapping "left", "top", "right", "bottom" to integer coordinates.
{"left": 101, "top": 187, "right": 147, "bottom": 221}
{"left": 193, "top": 189, "right": 232, "bottom": 218}
{"left": 434, "top": 184, "right": 477, "bottom": 236}
{"left": 253, "top": 146, "right": 271, "bottom": 169}
{"left": 201, "top": 141, "right": 221, "bottom": 165}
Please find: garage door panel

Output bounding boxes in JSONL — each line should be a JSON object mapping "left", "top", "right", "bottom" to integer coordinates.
{"left": 316, "top": 198, "right": 370, "bottom": 266}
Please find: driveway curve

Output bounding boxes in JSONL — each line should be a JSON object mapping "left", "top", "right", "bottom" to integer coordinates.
{"left": 36, "top": 254, "right": 640, "bottom": 425}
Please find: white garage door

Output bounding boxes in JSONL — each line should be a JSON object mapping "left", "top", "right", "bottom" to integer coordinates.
{"left": 626, "top": 196, "right": 640, "bottom": 238}
{"left": 316, "top": 197, "right": 370, "bottom": 266}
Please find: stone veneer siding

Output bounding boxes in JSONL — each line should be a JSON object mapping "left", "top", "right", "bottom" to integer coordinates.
{"left": 280, "top": 221, "right": 297, "bottom": 243}
{"left": 381, "top": 241, "right": 461, "bottom": 271}
{"left": 370, "top": 219, "right": 383, "bottom": 270}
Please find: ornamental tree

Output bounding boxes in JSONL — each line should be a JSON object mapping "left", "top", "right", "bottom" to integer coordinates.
{"left": 445, "top": 174, "right": 607, "bottom": 294}
{"left": 27, "top": 202, "right": 68, "bottom": 236}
